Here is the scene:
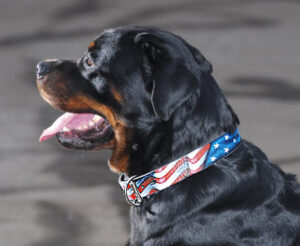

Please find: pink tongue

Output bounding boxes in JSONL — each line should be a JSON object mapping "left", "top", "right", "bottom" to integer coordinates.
{"left": 39, "top": 112, "right": 101, "bottom": 142}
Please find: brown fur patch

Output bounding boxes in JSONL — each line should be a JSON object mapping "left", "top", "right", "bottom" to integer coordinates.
{"left": 72, "top": 95, "right": 132, "bottom": 173}
{"left": 37, "top": 74, "right": 74, "bottom": 112}
{"left": 110, "top": 85, "right": 123, "bottom": 103}
{"left": 95, "top": 138, "right": 116, "bottom": 150}
{"left": 88, "top": 41, "right": 95, "bottom": 50}
{"left": 108, "top": 122, "right": 132, "bottom": 173}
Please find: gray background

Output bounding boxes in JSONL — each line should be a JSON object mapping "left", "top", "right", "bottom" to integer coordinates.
{"left": 0, "top": 0, "right": 299, "bottom": 245}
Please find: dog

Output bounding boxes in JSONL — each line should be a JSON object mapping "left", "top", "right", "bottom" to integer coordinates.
{"left": 36, "top": 26, "right": 300, "bottom": 246}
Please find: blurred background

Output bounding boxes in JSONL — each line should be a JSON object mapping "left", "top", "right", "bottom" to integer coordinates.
{"left": 0, "top": 0, "right": 299, "bottom": 245}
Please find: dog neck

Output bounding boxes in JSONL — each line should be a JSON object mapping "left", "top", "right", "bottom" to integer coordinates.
{"left": 128, "top": 75, "right": 239, "bottom": 177}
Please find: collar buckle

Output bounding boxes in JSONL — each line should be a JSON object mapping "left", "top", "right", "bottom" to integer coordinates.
{"left": 118, "top": 173, "right": 143, "bottom": 206}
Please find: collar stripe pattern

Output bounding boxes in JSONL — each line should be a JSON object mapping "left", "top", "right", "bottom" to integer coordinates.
{"left": 119, "top": 128, "right": 241, "bottom": 206}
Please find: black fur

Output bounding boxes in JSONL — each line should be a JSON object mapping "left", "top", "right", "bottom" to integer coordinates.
{"left": 37, "top": 26, "right": 300, "bottom": 246}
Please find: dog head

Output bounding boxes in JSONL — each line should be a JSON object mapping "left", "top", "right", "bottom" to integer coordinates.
{"left": 36, "top": 26, "right": 228, "bottom": 174}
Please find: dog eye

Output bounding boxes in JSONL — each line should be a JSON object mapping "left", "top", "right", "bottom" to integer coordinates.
{"left": 85, "top": 56, "right": 94, "bottom": 67}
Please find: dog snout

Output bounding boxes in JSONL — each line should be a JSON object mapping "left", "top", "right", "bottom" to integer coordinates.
{"left": 36, "top": 59, "right": 59, "bottom": 79}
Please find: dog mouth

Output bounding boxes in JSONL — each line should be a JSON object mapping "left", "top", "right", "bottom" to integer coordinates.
{"left": 39, "top": 112, "right": 115, "bottom": 150}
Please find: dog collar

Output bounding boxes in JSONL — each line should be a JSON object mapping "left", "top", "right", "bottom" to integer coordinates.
{"left": 118, "top": 128, "right": 241, "bottom": 206}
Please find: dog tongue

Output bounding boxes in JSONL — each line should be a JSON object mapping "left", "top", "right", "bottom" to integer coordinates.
{"left": 39, "top": 112, "right": 100, "bottom": 142}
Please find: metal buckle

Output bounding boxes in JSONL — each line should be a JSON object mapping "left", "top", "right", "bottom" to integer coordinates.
{"left": 118, "top": 173, "right": 143, "bottom": 206}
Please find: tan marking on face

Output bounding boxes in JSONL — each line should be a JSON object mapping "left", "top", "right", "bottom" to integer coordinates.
{"left": 88, "top": 41, "right": 95, "bottom": 50}
{"left": 39, "top": 89, "right": 56, "bottom": 106}
{"left": 37, "top": 77, "right": 53, "bottom": 104}
{"left": 110, "top": 85, "right": 123, "bottom": 103}
{"left": 108, "top": 121, "right": 132, "bottom": 173}
{"left": 73, "top": 95, "right": 132, "bottom": 173}
{"left": 95, "top": 138, "right": 116, "bottom": 150}
{"left": 36, "top": 74, "right": 72, "bottom": 111}
{"left": 37, "top": 76, "right": 61, "bottom": 109}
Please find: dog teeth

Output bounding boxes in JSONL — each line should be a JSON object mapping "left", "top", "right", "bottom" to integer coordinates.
{"left": 62, "top": 127, "right": 69, "bottom": 132}
{"left": 93, "top": 115, "right": 101, "bottom": 122}
{"left": 89, "top": 121, "right": 94, "bottom": 127}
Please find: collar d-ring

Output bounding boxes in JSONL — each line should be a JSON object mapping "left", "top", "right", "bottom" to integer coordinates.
{"left": 118, "top": 173, "right": 143, "bottom": 206}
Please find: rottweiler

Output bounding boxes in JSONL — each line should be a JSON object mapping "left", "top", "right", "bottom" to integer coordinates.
{"left": 36, "top": 26, "right": 300, "bottom": 246}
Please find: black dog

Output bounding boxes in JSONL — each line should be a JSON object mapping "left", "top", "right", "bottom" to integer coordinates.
{"left": 36, "top": 26, "right": 300, "bottom": 246}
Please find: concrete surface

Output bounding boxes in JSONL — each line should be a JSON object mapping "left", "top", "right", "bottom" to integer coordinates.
{"left": 0, "top": 0, "right": 299, "bottom": 245}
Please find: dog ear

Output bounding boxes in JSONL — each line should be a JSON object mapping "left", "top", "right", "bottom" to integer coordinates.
{"left": 135, "top": 32, "right": 202, "bottom": 121}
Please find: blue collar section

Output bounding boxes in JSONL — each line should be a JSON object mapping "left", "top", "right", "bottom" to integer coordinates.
{"left": 205, "top": 128, "right": 241, "bottom": 168}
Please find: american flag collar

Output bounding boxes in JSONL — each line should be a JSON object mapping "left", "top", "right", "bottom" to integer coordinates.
{"left": 118, "top": 128, "right": 242, "bottom": 206}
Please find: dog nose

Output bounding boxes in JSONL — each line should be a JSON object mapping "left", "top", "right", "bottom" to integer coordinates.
{"left": 36, "top": 61, "right": 51, "bottom": 78}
